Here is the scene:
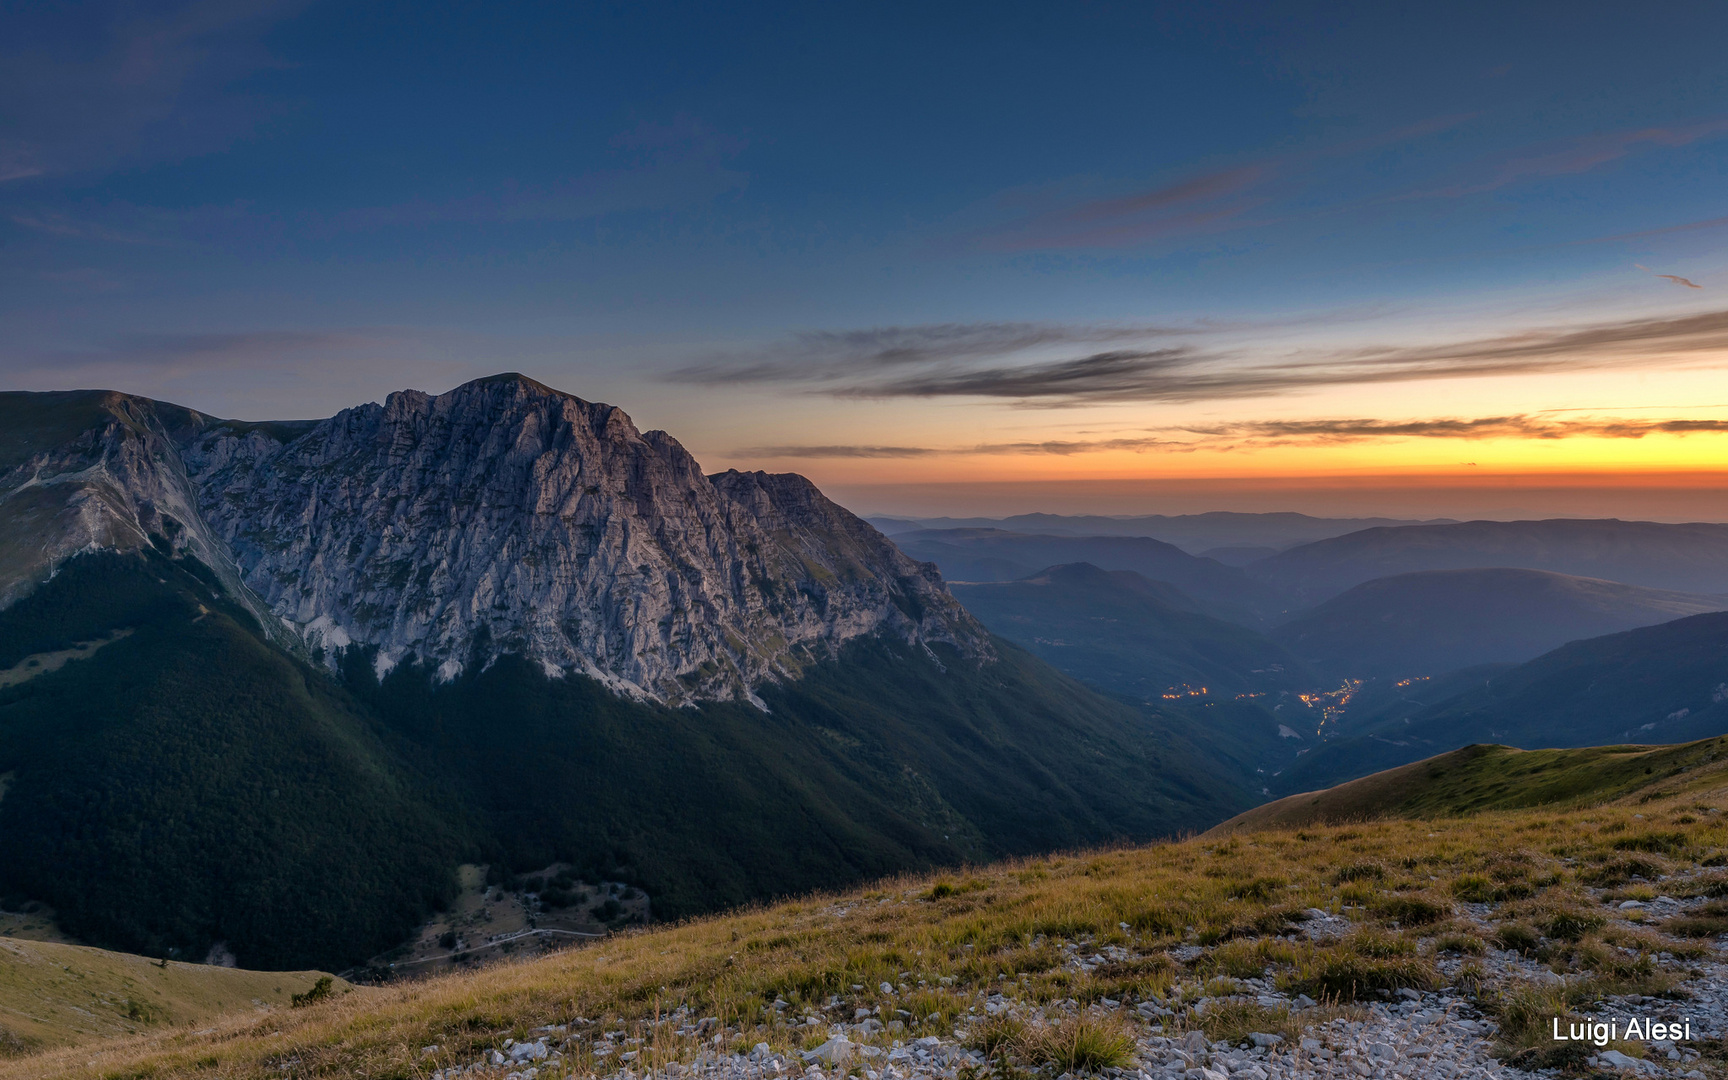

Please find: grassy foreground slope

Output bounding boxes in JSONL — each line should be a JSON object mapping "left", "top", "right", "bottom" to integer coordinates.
{"left": 16, "top": 735, "right": 1728, "bottom": 1079}
{"left": 1209, "top": 737, "right": 1728, "bottom": 835}
{"left": 0, "top": 939, "right": 337, "bottom": 1055}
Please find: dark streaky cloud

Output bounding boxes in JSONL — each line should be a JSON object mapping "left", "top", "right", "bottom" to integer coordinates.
{"left": 733, "top": 415, "right": 1728, "bottom": 461}
{"left": 683, "top": 309, "right": 1728, "bottom": 406}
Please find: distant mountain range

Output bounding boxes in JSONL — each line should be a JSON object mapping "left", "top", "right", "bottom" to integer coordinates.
{"left": 1273, "top": 608, "right": 1728, "bottom": 794}
{"left": 869, "top": 511, "right": 1450, "bottom": 556}
{"left": 888, "top": 528, "right": 1285, "bottom": 625}
{"left": 1249, "top": 518, "right": 1728, "bottom": 603}
{"left": 1270, "top": 567, "right": 1727, "bottom": 679}
{"left": 950, "top": 562, "right": 1310, "bottom": 700}
{"left": 0, "top": 378, "right": 1253, "bottom": 970}
{"left": 887, "top": 515, "right": 1728, "bottom": 807}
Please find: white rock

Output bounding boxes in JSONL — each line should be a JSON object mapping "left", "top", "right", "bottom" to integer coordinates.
{"left": 801, "top": 1038, "right": 856, "bottom": 1064}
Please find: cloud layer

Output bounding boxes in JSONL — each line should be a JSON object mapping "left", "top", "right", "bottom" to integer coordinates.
{"left": 734, "top": 414, "right": 1728, "bottom": 459}
{"left": 679, "top": 309, "right": 1728, "bottom": 407}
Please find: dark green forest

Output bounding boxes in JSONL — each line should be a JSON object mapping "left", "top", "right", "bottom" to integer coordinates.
{"left": 349, "top": 633, "right": 1250, "bottom": 922}
{"left": 0, "top": 551, "right": 1253, "bottom": 971}
{"left": 0, "top": 552, "right": 465, "bottom": 971}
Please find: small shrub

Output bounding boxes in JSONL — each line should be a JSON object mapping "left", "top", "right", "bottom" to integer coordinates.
{"left": 291, "top": 976, "right": 335, "bottom": 1008}
{"left": 0, "top": 1025, "right": 35, "bottom": 1058}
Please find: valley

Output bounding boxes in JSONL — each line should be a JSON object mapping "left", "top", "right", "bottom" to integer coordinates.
{"left": 364, "top": 865, "right": 647, "bottom": 979}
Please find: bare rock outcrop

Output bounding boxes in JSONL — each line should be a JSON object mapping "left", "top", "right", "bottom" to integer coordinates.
{"left": 176, "top": 374, "right": 987, "bottom": 701}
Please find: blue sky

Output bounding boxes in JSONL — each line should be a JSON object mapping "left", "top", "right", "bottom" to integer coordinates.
{"left": 4, "top": 1, "right": 1728, "bottom": 514}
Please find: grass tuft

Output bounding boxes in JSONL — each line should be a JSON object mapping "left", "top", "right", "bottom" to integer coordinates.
{"left": 1018, "top": 1015, "right": 1135, "bottom": 1072}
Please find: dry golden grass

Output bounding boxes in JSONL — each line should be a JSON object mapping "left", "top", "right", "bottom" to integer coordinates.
{"left": 8, "top": 738, "right": 1728, "bottom": 1080}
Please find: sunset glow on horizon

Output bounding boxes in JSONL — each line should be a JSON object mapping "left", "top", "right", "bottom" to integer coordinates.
{"left": 4, "top": 3, "right": 1728, "bottom": 520}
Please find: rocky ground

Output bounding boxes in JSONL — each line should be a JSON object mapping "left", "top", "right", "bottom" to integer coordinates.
{"left": 415, "top": 874, "right": 1728, "bottom": 1080}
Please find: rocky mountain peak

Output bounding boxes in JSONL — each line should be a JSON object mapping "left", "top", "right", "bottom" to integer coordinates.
{"left": 176, "top": 375, "right": 988, "bottom": 702}
{"left": 0, "top": 389, "right": 261, "bottom": 618}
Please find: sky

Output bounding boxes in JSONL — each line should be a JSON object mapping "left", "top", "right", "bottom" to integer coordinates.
{"left": 4, "top": 1, "right": 1728, "bottom": 519}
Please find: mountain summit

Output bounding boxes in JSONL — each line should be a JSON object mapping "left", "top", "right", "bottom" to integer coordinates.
{"left": 0, "top": 377, "right": 1248, "bottom": 969}
{"left": 5, "top": 375, "right": 986, "bottom": 703}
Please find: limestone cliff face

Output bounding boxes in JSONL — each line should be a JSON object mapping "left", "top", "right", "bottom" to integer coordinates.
{"left": 0, "top": 391, "right": 261, "bottom": 618}
{"left": 178, "top": 374, "right": 987, "bottom": 701}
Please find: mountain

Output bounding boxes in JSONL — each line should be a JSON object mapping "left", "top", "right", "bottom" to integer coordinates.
{"left": 949, "top": 563, "right": 1312, "bottom": 699}
{"left": 868, "top": 511, "right": 1450, "bottom": 554}
{"left": 1270, "top": 567, "right": 1727, "bottom": 679}
{"left": 889, "top": 528, "right": 1285, "bottom": 625}
{"left": 0, "top": 935, "right": 337, "bottom": 1054}
{"left": 0, "top": 377, "right": 1255, "bottom": 971}
{"left": 0, "top": 391, "right": 265, "bottom": 621}
{"left": 1252, "top": 517, "right": 1728, "bottom": 604}
{"left": 1271, "top": 610, "right": 1728, "bottom": 795}
{"left": 1210, "top": 735, "right": 1728, "bottom": 836}
{"left": 0, "top": 549, "right": 468, "bottom": 971}
{"left": 183, "top": 374, "right": 980, "bottom": 704}
{"left": 1404, "top": 610, "right": 1728, "bottom": 748}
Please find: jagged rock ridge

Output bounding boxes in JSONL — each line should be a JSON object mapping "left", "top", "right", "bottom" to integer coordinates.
{"left": 0, "top": 391, "right": 266, "bottom": 623}
{"left": 51, "top": 373, "right": 990, "bottom": 702}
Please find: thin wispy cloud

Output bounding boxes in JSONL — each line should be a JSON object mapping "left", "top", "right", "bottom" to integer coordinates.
{"left": 1412, "top": 117, "right": 1728, "bottom": 198}
{"left": 673, "top": 322, "right": 1191, "bottom": 386}
{"left": 956, "top": 112, "right": 1483, "bottom": 254}
{"left": 732, "top": 444, "right": 940, "bottom": 459}
{"left": 1187, "top": 416, "right": 1728, "bottom": 441}
{"left": 1636, "top": 264, "right": 1705, "bottom": 289}
{"left": 678, "top": 309, "right": 1728, "bottom": 407}
{"left": 974, "top": 166, "right": 1266, "bottom": 251}
{"left": 732, "top": 414, "right": 1728, "bottom": 460}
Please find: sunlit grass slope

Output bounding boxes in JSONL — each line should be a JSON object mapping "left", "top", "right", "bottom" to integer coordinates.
{"left": 12, "top": 734, "right": 1728, "bottom": 1079}
{"left": 0, "top": 938, "right": 336, "bottom": 1055}
{"left": 1211, "top": 736, "right": 1728, "bottom": 835}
